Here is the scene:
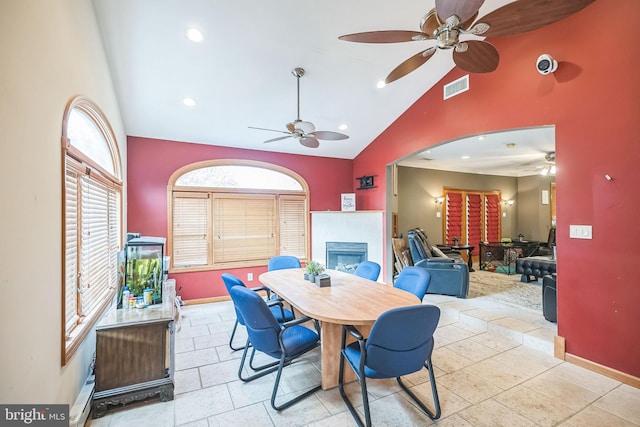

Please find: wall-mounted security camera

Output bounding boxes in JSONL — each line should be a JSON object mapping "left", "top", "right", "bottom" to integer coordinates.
{"left": 536, "top": 54, "right": 558, "bottom": 75}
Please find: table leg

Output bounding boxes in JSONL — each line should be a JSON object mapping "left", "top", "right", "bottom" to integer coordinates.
{"left": 467, "top": 248, "right": 475, "bottom": 272}
{"left": 319, "top": 322, "right": 370, "bottom": 390}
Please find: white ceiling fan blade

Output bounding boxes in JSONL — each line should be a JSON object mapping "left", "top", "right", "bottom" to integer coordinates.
{"left": 294, "top": 121, "right": 315, "bottom": 134}
{"left": 299, "top": 136, "right": 320, "bottom": 148}
{"left": 311, "top": 131, "right": 349, "bottom": 141}
{"left": 248, "top": 126, "right": 291, "bottom": 135}
{"left": 264, "top": 135, "right": 293, "bottom": 143}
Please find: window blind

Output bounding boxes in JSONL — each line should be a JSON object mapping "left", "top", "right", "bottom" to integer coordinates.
{"left": 213, "top": 195, "right": 276, "bottom": 264}
{"left": 172, "top": 192, "right": 210, "bottom": 268}
{"left": 466, "top": 193, "right": 483, "bottom": 248}
{"left": 64, "top": 167, "right": 80, "bottom": 334}
{"left": 278, "top": 195, "right": 306, "bottom": 258}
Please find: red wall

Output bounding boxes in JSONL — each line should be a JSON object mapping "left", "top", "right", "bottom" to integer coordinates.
{"left": 354, "top": 0, "right": 640, "bottom": 377}
{"left": 127, "top": 137, "right": 353, "bottom": 300}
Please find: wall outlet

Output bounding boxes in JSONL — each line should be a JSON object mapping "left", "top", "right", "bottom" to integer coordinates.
{"left": 247, "top": 273, "right": 253, "bottom": 281}
{"left": 569, "top": 225, "right": 592, "bottom": 239}
{"left": 436, "top": 211, "right": 441, "bottom": 218}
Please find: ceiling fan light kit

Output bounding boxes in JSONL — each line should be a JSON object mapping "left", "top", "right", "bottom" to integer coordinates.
{"left": 248, "top": 67, "right": 349, "bottom": 148}
{"left": 339, "top": 0, "right": 594, "bottom": 83}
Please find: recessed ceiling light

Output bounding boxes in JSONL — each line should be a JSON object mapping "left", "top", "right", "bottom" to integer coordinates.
{"left": 376, "top": 80, "right": 386, "bottom": 89}
{"left": 478, "top": 135, "right": 485, "bottom": 140}
{"left": 506, "top": 142, "right": 516, "bottom": 148}
{"left": 339, "top": 124, "right": 348, "bottom": 131}
{"left": 186, "top": 28, "right": 203, "bottom": 43}
{"left": 183, "top": 97, "right": 196, "bottom": 107}
{"left": 461, "top": 155, "right": 470, "bottom": 159}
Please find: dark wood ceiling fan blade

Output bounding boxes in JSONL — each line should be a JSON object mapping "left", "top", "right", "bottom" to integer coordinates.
{"left": 339, "top": 30, "right": 430, "bottom": 43}
{"left": 248, "top": 126, "right": 290, "bottom": 134}
{"left": 421, "top": 9, "right": 440, "bottom": 36}
{"left": 453, "top": 40, "right": 499, "bottom": 73}
{"left": 311, "top": 131, "right": 349, "bottom": 141}
{"left": 477, "top": 0, "right": 595, "bottom": 39}
{"left": 299, "top": 137, "right": 320, "bottom": 148}
{"left": 264, "top": 135, "right": 293, "bottom": 143}
{"left": 385, "top": 48, "right": 436, "bottom": 84}
{"left": 436, "top": 0, "right": 485, "bottom": 22}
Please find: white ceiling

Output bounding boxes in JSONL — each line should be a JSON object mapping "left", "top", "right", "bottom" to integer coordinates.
{"left": 92, "top": 0, "right": 554, "bottom": 174}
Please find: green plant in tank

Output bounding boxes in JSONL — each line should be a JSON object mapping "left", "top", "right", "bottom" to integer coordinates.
{"left": 305, "top": 260, "right": 325, "bottom": 275}
{"left": 126, "top": 256, "right": 162, "bottom": 299}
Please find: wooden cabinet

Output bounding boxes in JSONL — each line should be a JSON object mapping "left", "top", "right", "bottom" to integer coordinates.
{"left": 91, "top": 280, "right": 176, "bottom": 418}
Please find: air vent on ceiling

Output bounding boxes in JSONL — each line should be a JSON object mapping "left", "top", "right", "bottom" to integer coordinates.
{"left": 443, "top": 75, "right": 469, "bottom": 100}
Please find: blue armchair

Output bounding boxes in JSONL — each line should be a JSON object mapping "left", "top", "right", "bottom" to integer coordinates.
{"left": 407, "top": 230, "right": 469, "bottom": 298}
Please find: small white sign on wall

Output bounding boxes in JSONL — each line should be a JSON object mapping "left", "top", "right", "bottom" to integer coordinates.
{"left": 341, "top": 193, "right": 356, "bottom": 211}
{"left": 541, "top": 190, "right": 550, "bottom": 205}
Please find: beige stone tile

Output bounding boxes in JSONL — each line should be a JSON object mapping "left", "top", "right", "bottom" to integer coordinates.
{"left": 558, "top": 404, "right": 638, "bottom": 427}
{"left": 433, "top": 346, "right": 476, "bottom": 374}
{"left": 176, "top": 324, "right": 212, "bottom": 339}
{"left": 307, "top": 410, "right": 360, "bottom": 427}
{"left": 489, "top": 346, "right": 561, "bottom": 378}
{"left": 174, "top": 384, "right": 234, "bottom": 425}
{"left": 445, "top": 337, "right": 500, "bottom": 362}
{"left": 464, "top": 357, "right": 531, "bottom": 390}
{"left": 174, "top": 367, "right": 201, "bottom": 395}
{"left": 594, "top": 384, "right": 640, "bottom": 424}
{"left": 547, "top": 362, "right": 621, "bottom": 395}
{"left": 366, "top": 392, "right": 437, "bottom": 426}
{"left": 193, "top": 331, "right": 231, "bottom": 350}
{"left": 522, "top": 370, "right": 601, "bottom": 410}
{"left": 207, "top": 402, "right": 274, "bottom": 427}
{"left": 175, "top": 347, "right": 220, "bottom": 371}
{"left": 95, "top": 400, "right": 175, "bottom": 427}
{"left": 458, "top": 398, "right": 537, "bottom": 427}
{"left": 265, "top": 392, "right": 333, "bottom": 427}
{"left": 314, "top": 380, "right": 363, "bottom": 416}
{"left": 437, "top": 370, "right": 503, "bottom": 404}
{"left": 175, "top": 337, "right": 195, "bottom": 354}
{"left": 469, "top": 332, "right": 520, "bottom": 352}
{"left": 200, "top": 358, "right": 244, "bottom": 388}
{"left": 494, "top": 385, "right": 577, "bottom": 426}
{"left": 522, "top": 327, "right": 555, "bottom": 354}
{"left": 489, "top": 317, "right": 539, "bottom": 333}
{"left": 431, "top": 413, "right": 475, "bottom": 426}
{"left": 434, "top": 324, "right": 481, "bottom": 346}
{"left": 411, "top": 381, "right": 472, "bottom": 416}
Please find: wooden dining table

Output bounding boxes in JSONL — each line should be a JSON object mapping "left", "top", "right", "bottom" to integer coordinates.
{"left": 259, "top": 268, "right": 420, "bottom": 389}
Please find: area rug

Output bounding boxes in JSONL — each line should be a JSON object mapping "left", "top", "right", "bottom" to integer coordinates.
{"left": 468, "top": 270, "right": 542, "bottom": 312}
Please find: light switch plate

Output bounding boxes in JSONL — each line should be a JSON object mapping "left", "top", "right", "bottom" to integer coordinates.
{"left": 570, "top": 225, "right": 592, "bottom": 239}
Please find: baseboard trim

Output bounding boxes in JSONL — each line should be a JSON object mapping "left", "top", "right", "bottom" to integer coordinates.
{"left": 554, "top": 334, "right": 640, "bottom": 388}
{"left": 184, "top": 296, "right": 229, "bottom": 305}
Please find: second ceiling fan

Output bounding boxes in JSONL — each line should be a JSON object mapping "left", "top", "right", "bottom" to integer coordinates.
{"left": 249, "top": 68, "right": 349, "bottom": 148}
{"left": 339, "top": 0, "right": 595, "bottom": 84}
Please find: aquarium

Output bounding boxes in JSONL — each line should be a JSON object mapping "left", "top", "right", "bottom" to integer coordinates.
{"left": 118, "top": 236, "right": 166, "bottom": 308}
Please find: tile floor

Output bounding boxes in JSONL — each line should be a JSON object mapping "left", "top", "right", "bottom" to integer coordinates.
{"left": 87, "top": 286, "right": 640, "bottom": 427}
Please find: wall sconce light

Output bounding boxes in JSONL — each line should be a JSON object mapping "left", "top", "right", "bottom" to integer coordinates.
{"left": 503, "top": 200, "right": 514, "bottom": 206}
{"left": 434, "top": 196, "right": 444, "bottom": 205}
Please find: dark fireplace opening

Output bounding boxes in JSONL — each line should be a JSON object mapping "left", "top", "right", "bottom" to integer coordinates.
{"left": 326, "top": 242, "right": 368, "bottom": 274}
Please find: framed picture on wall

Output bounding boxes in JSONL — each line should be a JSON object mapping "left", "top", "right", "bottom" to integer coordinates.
{"left": 341, "top": 193, "right": 356, "bottom": 211}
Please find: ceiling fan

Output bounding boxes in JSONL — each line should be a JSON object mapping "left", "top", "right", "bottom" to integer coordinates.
{"left": 339, "top": 0, "right": 595, "bottom": 84}
{"left": 249, "top": 67, "right": 349, "bottom": 148}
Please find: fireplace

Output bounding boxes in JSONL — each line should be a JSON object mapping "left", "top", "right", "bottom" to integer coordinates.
{"left": 326, "top": 242, "right": 367, "bottom": 274}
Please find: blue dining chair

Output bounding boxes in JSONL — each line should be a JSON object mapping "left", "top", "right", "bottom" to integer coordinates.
{"left": 268, "top": 255, "right": 301, "bottom": 271}
{"left": 393, "top": 266, "right": 431, "bottom": 301}
{"left": 354, "top": 261, "right": 381, "bottom": 281}
{"left": 338, "top": 304, "right": 442, "bottom": 426}
{"left": 221, "top": 273, "right": 294, "bottom": 351}
{"left": 230, "top": 285, "right": 321, "bottom": 411}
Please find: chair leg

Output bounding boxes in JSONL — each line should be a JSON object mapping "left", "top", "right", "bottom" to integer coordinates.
{"left": 338, "top": 351, "right": 370, "bottom": 427}
{"left": 396, "top": 357, "right": 441, "bottom": 420}
{"left": 237, "top": 338, "right": 280, "bottom": 382}
{"left": 270, "top": 355, "right": 321, "bottom": 411}
{"left": 229, "top": 319, "right": 246, "bottom": 351}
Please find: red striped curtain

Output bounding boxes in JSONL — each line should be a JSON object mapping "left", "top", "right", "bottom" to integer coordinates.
{"left": 485, "top": 194, "right": 501, "bottom": 242}
{"left": 446, "top": 192, "right": 463, "bottom": 245}
{"left": 467, "top": 193, "right": 482, "bottom": 248}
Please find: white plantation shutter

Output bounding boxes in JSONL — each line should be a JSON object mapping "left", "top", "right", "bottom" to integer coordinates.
{"left": 279, "top": 195, "right": 306, "bottom": 258}
{"left": 172, "top": 192, "right": 210, "bottom": 267}
{"left": 64, "top": 166, "right": 80, "bottom": 334}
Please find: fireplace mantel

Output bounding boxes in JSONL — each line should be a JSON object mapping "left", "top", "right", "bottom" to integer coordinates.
{"left": 311, "top": 211, "right": 384, "bottom": 281}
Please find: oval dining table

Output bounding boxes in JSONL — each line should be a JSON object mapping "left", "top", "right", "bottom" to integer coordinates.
{"left": 259, "top": 268, "right": 420, "bottom": 389}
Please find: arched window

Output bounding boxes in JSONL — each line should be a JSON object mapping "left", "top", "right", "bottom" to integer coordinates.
{"left": 62, "top": 96, "right": 122, "bottom": 365}
{"left": 168, "top": 160, "right": 308, "bottom": 271}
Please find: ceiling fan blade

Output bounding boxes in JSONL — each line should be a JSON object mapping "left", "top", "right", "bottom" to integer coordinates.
{"left": 299, "top": 137, "right": 320, "bottom": 148}
{"left": 264, "top": 135, "right": 293, "bottom": 143}
{"left": 294, "top": 121, "right": 315, "bottom": 134}
{"left": 385, "top": 47, "right": 437, "bottom": 84}
{"left": 452, "top": 40, "right": 499, "bottom": 73}
{"left": 420, "top": 9, "right": 440, "bottom": 36}
{"left": 248, "top": 126, "right": 290, "bottom": 135}
{"left": 436, "top": 0, "right": 485, "bottom": 23}
{"left": 339, "top": 30, "right": 432, "bottom": 43}
{"left": 311, "top": 131, "right": 350, "bottom": 141}
{"left": 476, "top": 0, "right": 595, "bottom": 39}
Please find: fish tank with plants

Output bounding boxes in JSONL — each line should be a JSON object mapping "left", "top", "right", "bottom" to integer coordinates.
{"left": 118, "top": 236, "right": 166, "bottom": 307}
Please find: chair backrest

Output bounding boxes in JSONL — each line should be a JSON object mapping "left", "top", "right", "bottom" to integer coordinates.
{"left": 222, "top": 273, "right": 248, "bottom": 325}
{"left": 394, "top": 266, "right": 431, "bottom": 300}
{"left": 229, "top": 286, "right": 282, "bottom": 358}
{"left": 365, "top": 305, "right": 440, "bottom": 378}
{"left": 407, "top": 229, "right": 433, "bottom": 262}
{"left": 354, "top": 261, "right": 381, "bottom": 281}
{"left": 268, "top": 256, "right": 301, "bottom": 271}
{"left": 547, "top": 227, "right": 556, "bottom": 247}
